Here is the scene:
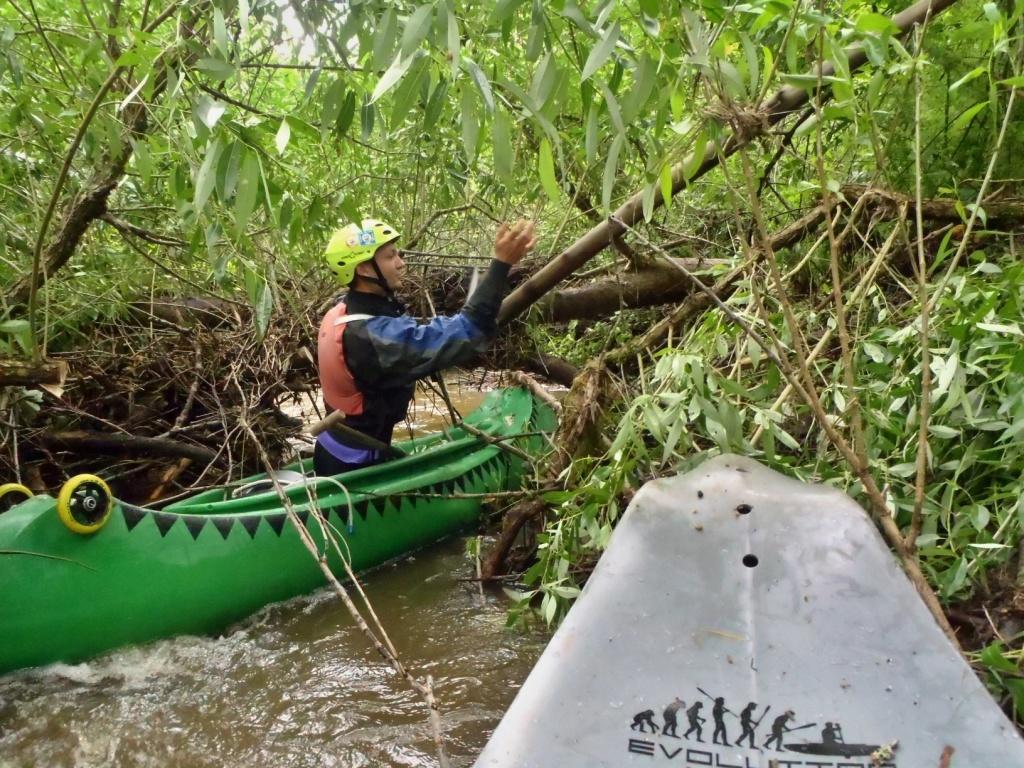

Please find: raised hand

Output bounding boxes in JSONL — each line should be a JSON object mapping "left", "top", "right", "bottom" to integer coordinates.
{"left": 494, "top": 219, "right": 537, "bottom": 265}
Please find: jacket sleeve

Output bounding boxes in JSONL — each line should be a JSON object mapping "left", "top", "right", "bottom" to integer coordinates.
{"left": 346, "top": 260, "right": 511, "bottom": 389}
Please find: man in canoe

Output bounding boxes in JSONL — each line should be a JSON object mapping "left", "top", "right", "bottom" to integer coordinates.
{"left": 314, "top": 218, "right": 537, "bottom": 476}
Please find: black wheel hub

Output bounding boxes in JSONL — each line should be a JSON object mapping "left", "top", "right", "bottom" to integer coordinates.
{"left": 69, "top": 483, "right": 109, "bottom": 525}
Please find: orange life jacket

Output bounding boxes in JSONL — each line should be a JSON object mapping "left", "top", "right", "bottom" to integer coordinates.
{"left": 317, "top": 303, "right": 373, "bottom": 416}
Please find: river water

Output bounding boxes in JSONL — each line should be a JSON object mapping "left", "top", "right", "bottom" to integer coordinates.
{"left": 0, "top": 540, "right": 547, "bottom": 768}
{"left": 0, "top": 381, "right": 549, "bottom": 767}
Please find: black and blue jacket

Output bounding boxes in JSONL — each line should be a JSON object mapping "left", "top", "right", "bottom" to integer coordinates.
{"left": 318, "top": 259, "right": 512, "bottom": 466}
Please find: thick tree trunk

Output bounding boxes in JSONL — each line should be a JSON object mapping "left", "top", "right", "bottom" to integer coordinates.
{"left": 516, "top": 354, "right": 578, "bottom": 387}
{"left": 534, "top": 259, "right": 728, "bottom": 322}
{"left": 843, "top": 184, "right": 1024, "bottom": 224}
{"left": 482, "top": 204, "right": 833, "bottom": 578}
{"left": 497, "top": 0, "right": 960, "bottom": 326}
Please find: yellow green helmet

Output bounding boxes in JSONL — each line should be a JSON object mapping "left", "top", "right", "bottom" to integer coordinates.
{"left": 323, "top": 219, "right": 401, "bottom": 284}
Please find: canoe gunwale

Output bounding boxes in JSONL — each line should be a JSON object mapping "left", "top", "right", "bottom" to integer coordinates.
{"left": 163, "top": 415, "right": 540, "bottom": 517}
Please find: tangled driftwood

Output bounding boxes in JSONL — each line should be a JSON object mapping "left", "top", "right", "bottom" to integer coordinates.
{"left": 1, "top": 296, "right": 320, "bottom": 502}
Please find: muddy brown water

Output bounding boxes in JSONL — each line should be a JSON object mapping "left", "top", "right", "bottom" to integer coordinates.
{"left": 0, "top": 382, "right": 549, "bottom": 767}
{"left": 0, "top": 541, "right": 547, "bottom": 767}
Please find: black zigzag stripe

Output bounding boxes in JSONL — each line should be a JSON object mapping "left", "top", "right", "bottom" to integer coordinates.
{"left": 266, "top": 514, "right": 286, "bottom": 536}
{"left": 212, "top": 516, "right": 234, "bottom": 539}
{"left": 327, "top": 506, "right": 346, "bottom": 527}
{"left": 122, "top": 505, "right": 147, "bottom": 531}
{"left": 153, "top": 512, "right": 178, "bottom": 537}
{"left": 240, "top": 516, "right": 260, "bottom": 538}
{"left": 355, "top": 500, "right": 370, "bottom": 521}
{"left": 183, "top": 516, "right": 207, "bottom": 540}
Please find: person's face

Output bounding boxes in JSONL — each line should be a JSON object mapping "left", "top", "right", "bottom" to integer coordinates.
{"left": 374, "top": 242, "right": 405, "bottom": 290}
{"left": 356, "top": 241, "right": 404, "bottom": 291}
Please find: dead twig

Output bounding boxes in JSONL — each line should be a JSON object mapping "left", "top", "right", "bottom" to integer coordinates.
{"left": 233, "top": 380, "right": 452, "bottom": 768}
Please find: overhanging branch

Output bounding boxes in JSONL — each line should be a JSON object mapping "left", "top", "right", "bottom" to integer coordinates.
{"left": 497, "top": 0, "right": 961, "bottom": 326}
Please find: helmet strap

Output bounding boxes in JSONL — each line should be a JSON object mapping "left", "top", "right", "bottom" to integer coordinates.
{"left": 352, "top": 252, "right": 396, "bottom": 298}
{"left": 370, "top": 256, "right": 394, "bottom": 298}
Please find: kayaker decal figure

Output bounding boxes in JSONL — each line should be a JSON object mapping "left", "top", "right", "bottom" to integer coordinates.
{"left": 823, "top": 722, "right": 843, "bottom": 744}
{"left": 630, "top": 709, "right": 660, "bottom": 734}
{"left": 785, "top": 719, "right": 883, "bottom": 758}
{"left": 662, "top": 698, "right": 685, "bottom": 737}
{"left": 682, "top": 701, "right": 705, "bottom": 742}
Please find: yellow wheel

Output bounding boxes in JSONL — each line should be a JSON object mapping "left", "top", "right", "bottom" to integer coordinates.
{"left": 0, "top": 483, "right": 33, "bottom": 514}
{"left": 57, "top": 474, "right": 113, "bottom": 534}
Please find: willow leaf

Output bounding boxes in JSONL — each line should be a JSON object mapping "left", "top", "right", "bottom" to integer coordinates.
{"left": 401, "top": 4, "right": 435, "bottom": 59}
{"left": 493, "top": 110, "right": 513, "bottom": 182}
{"left": 233, "top": 149, "right": 259, "bottom": 236}
{"left": 539, "top": 137, "right": 560, "bottom": 202}
{"left": 464, "top": 58, "right": 495, "bottom": 113}
{"left": 446, "top": 4, "right": 460, "bottom": 79}
{"left": 193, "top": 138, "right": 222, "bottom": 213}
{"left": 582, "top": 21, "right": 619, "bottom": 81}
{"left": 371, "top": 52, "right": 416, "bottom": 103}
{"left": 601, "top": 133, "right": 624, "bottom": 214}
{"left": 274, "top": 118, "right": 290, "bottom": 155}
{"left": 461, "top": 85, "right": 479, "bottom": 162}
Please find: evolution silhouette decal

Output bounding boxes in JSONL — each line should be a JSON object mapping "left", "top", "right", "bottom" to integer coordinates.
{"left": 626, "top": 686, "right": 897, "bottom": 767}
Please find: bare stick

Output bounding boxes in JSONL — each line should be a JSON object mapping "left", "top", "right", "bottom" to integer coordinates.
{"left": 749, "top": 224, "right": 900, "bottom": 446}
{"left": 815, "top": 29, "right": 866, "bottom": 466}
{"left": 507, "top": 371, "right": 563, "bottom": 416}
{"left": 926, "top": 87, "right": 1017, "bottom": 311}
{"left": 908, "top": 39, "right": 931, "bottom": 551}
{"left": 236, "top": 414, "right": 451, "bottom": 768}
{"left": 497, "top": 0, "right": 962, "bottom": 325}
{"left": 614, "top": 170, "right": 959, "bottom": 645}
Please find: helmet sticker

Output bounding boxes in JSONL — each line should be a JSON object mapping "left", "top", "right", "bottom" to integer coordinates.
{"left": 358, "top": 229, "right": 376, "bottom": 245}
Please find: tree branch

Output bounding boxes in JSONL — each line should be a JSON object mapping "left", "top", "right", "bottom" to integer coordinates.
{"left": 496, "top": 0, "right": 961, "bottom": 326}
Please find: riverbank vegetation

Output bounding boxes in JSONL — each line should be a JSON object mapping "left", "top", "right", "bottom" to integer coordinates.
{"left": 2, "top": 0, "right": 1022, "bottom": 726}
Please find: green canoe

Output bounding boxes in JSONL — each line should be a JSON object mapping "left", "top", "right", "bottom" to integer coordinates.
{"left": 0, "top": 387, "right": 556, "bottom": 676}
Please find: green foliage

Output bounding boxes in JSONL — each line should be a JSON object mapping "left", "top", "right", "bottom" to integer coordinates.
{"left": 0, "top": 320, "right": 33, "bottom": 357}
{"left": 527, "top": 241, "right": 1024, "bottom": 644}
{"left": 973, "top": 640, "right": 1024, "bottom": 720}
{"left": 2, "top": 0, "right": 1019, "bottom": 350}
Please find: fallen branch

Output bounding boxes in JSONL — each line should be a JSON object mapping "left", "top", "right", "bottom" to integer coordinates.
{"left": 842, "top": 184, "right": 1024, "bottom": 225}
{"left": 731, "top": 152, "right": 959, "bottom": 645}
{"left": 516, "top": 354, "right": 578, "bottom": 388}
{"left": 506, "top": 371, "right": 564, "bottom": 416}
{"left": 0, "top": 358, "right": 68, "bottom": 387}
{"left": 39, "top": 430, "right": 218, "bottom": 464}
{"left": 482, "top": 207, "right": 831, "bottom": 579}
{"left": 481, "top": 498, "right": 547, "bottom": 581}
{"left": 482, "top": 359, "right": 613, "bottom": 580}
{"left": 236, "top": 409, "right": 451, "bottom": 768}
{"left": 533, "top": 259, "right": 728, "bottom": 322}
